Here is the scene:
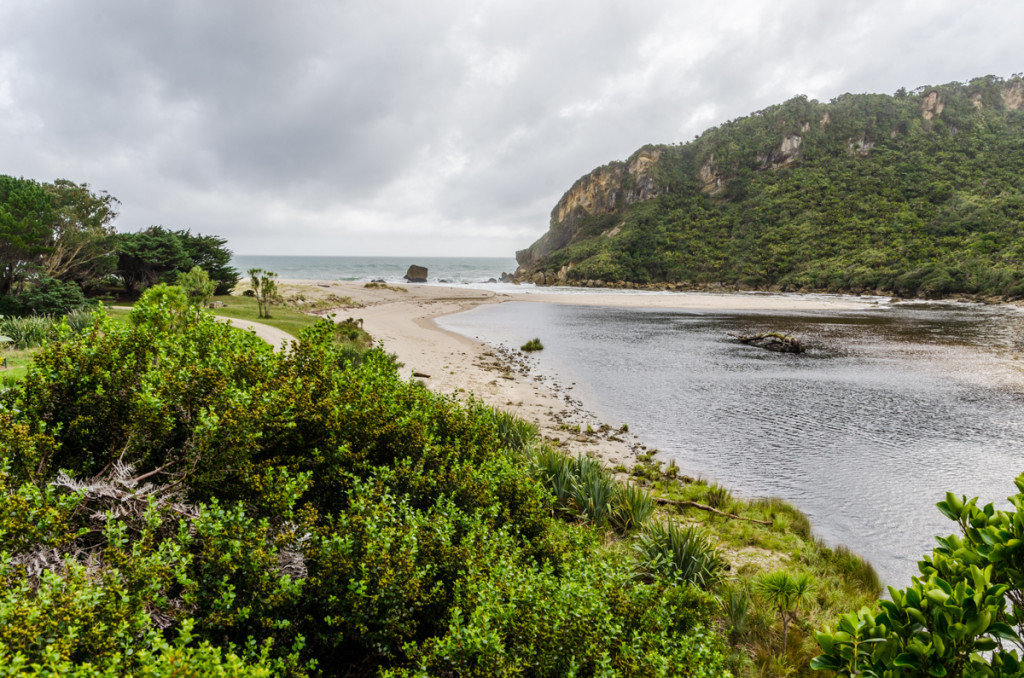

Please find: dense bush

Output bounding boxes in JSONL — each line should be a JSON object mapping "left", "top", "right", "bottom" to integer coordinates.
{"left": 0, "top": 287, "right": 730, "bottom": 676}
{"left": 0, "top": 276, "right": 93, "bottom": 316}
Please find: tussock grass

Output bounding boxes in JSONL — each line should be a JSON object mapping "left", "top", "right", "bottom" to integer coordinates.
{"left": 634, "top": 521, "right": 726, "bottom": 589}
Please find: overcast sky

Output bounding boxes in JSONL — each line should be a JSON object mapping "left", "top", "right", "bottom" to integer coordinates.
{"left": 1, "top": 1, "right": 1021, "bottom": 257}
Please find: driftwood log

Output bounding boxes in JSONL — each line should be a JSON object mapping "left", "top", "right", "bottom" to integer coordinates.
{"left": 732, "top": 331, "right": 804, "bottom": 354}
{"left": 654, "top": 496, "right": 773, "bottom": 526}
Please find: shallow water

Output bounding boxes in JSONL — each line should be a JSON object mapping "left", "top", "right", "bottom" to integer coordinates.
{"left": 438, "top": 299, "right": 1024, "bottom": 587}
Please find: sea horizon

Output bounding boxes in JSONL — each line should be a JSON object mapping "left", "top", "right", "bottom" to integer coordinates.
{"left": 231, "top": 254, "right": 519, "bottom": 285}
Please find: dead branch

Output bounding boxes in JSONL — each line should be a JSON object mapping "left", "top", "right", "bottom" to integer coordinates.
{"left": 654, "top": 497, "right": 773, "bottom": 525}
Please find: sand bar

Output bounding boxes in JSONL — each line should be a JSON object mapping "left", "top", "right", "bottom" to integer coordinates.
{"left": 279, "top": 280, "right": 881, "bottom": 467}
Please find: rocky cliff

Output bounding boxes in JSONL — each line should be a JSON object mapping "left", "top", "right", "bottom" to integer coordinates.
{"left": 512, "top": 74, "right": 1024, "bottom": 298}
{"left": 515, "top": 148, "right": 663, "bottom": 283}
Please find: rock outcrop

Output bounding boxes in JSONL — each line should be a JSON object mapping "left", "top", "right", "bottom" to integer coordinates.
{"left": 404, "top": 265, "right": 428, "bottom": 283}
{"left": 515, "top": 148, "right": 663, "bottom": 273}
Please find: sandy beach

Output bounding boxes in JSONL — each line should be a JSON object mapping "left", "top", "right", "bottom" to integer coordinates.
{"left": 280, "top": 279, "right": 879, "bottom": 467}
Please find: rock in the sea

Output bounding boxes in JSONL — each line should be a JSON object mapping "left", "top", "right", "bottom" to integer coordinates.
{"left": 404, "top": 265, "right": 428, "bottom": 283}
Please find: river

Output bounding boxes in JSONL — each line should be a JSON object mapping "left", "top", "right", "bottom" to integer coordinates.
{"left": 438, "top": 297, "right": 1024, "bottom": 587}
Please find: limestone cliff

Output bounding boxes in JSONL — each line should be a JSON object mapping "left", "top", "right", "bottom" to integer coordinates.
{"left": 515, "top": 148, "right": 663, "bottom": 280}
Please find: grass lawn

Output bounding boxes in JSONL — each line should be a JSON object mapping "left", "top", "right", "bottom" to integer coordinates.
{"left": 209, "top": 295, "right": 319, "bottom": 337}
{"left": 1, "top": 348, "right": 40, "bottom": 383}
{"left": 107, "top": 296, "right": 320, "bottom": 337}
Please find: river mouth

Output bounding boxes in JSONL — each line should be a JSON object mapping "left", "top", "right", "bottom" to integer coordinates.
{"left": 438, "top": 298, "right": 1024, "bottom": 587}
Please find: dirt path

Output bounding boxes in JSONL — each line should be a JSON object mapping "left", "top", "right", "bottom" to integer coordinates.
{"left": 215, "top": 316, "right": 295, "bottom": 351}
{"left": 111, "top": 306, "right": 296, "bottom": 351}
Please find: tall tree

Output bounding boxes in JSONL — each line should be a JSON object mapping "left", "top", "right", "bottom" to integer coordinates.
{"left": 115, "top": 226, "right": 192, "bottom": 294}
{"left": 42, "top": 179, "right": 119, "bottom": 287}
{"left": 0, "top": 175, "right": 53, "bottom": 297}
{"left": 175, "top": 230, "right": 239, "bottom": 295}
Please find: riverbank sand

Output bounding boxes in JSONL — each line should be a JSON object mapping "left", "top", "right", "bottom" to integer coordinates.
{"left": 280, "top": 280, "right": 876, "bottom": 467}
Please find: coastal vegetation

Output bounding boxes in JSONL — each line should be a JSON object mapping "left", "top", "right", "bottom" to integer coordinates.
{"left": 248, "top": 267, "right": 280, "bottom": 318}
{"left": 812, "top": 478, "right": 1024, "bottom": 676}
{"left": 516, "top": 74, "right": 1024, "bottom": 299}
{"left": 0, "top": 290, "right": 733, "bottom": 676}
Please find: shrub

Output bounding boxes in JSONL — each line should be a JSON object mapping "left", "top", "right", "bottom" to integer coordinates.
{"left": 520, "top": 338, "right": 544, "bottom": 352}
{"left": 0, "top": 294, "right": 731, "bottom": 675}
{"left": 6, "top": 277, "right": 92, "bottom": 316}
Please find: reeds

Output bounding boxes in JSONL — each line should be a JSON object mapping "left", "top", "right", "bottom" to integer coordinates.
{"left": 0, "top": 315, "right": 54, "bottom": 348}
{"left": 0, "top": 311, "right": 96, "bottom": 349}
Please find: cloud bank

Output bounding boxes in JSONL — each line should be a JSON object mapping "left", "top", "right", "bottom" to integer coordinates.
{"left": 1, "top": 0, "right": 1021, "bottom": 255}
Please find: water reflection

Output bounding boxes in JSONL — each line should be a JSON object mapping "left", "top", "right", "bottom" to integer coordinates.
{"left": 438, "top": 300, "right": 1024, "bottom": 587}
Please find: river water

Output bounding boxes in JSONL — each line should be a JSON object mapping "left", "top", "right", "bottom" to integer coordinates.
{"left": 438, "top": 298, "right": 1024, "bottom": 587}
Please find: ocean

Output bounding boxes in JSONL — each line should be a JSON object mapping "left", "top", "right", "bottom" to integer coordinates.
{"left": 230, "top": 255, "right": 519, "bottom": 286}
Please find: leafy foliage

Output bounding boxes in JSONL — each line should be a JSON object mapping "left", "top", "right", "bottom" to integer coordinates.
{"left": 0, "top": 175, "right": 53, "bottom": 297}
{"left": 177, "top": 265, "right": 217, "bottom": 306}
{"left": 176, "top": 229, "right": 240, "bottom": 295}
{"left": 1, "top": 275, "right": 93, "bottom": 316}
{"left": 813, "top": 475, "right": 1024, "bottom": 676}
{"left": 0, "top": 288, "right": 731, "bottom": 676}
{"left": 115, "top": 226, "right": 192, "bottom": 293}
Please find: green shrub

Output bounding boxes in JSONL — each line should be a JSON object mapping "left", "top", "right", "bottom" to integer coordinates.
{"left": 0, "top": 289, "right": 732, "bottom": 675}
{"left": 520, "top": 338, "right": 544, "bottom": 352}
{"left": 5, "top": 277, "right": 92, "bottom": 316}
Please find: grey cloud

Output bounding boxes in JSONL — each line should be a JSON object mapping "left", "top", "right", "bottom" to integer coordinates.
{"left": 0, "top": 0, "right": 1021, "bottom": 256}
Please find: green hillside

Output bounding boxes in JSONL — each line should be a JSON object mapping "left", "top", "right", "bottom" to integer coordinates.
{"left": 515, "top": 74, "right": 1024, "bottom": 298}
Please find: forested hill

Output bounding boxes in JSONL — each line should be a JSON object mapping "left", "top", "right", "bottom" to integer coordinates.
{"left": 514, "top": 74, "right": 1024, "bottom": 298}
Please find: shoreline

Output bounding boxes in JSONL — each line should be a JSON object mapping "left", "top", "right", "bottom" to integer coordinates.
{"left": 278, "top": 279, "right": 881, "bottom": 468}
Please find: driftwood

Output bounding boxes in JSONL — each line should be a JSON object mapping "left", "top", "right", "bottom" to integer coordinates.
{"left": 655, "top": 496, "right": 773, "bottom": 525}
{"left": 732, "top": 331, "right": 804, "bottom": 354}
{"left": 413, "top": 372, "right": 431, "bottom": 378}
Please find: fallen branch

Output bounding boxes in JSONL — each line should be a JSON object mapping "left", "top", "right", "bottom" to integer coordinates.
{"left": 654, "top": 497, "right": 773, "bottom": 525}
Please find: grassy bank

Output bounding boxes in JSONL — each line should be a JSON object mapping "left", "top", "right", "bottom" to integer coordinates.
{"left": 631, "top": 456, "right": 881, "bottom": 676}
{"left": 519, "top": 443, "right": 882, "bottom": 677}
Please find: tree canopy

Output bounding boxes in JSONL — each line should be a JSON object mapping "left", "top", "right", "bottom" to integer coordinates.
{"left": 0, "top": 174, "right": 240, "bottom": 312}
